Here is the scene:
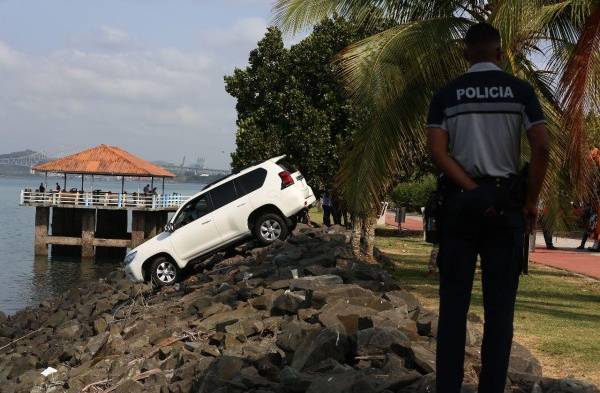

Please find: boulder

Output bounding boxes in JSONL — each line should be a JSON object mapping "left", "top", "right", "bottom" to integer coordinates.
{"left": 279, "top": 366, "right": 316, "bottom": 393}
{"left": 56, "top": 319, "right": 81, "bottom": 338}
{"left": 289, "top": 275, "right": 343, "bottom": 291}
{"left": 539, "top": 378, "right": 600, "bottom": 393}
{"left": 291, "top": 329, "right": 351, "bottom": 371}
{"left": 416, "top": 311, "right": 438, "bottom": 337}
{"left": 93, "top": 317, "right": 108, "bottom": 334}
{"left": 192, "top": 356, "right": 247, "bottom": 393}
{"left": 85, "top": 332, "right": 109, "bottom": 358}
{"left": 46, "top": 310, "right": 67, "bottom": 328}
{"left": 356, "top": 328, "right": 413, "bottom": 363}
{"left": 317, "top": 300, "right": 376, "bottom": 335}
{"left": 198, "top": 306, "right": 257, "bottom": 331}
{"left": 272, "top": 291, "right": 308, "bottom": 314}
{"left": 276, "top": 320, "right": 321, "bottom": 352}
{"left": 411, "top": 344, "right": 436, "bottom": 374}
{"left": 508, "top": 341, "right": 543, "bottom": 378}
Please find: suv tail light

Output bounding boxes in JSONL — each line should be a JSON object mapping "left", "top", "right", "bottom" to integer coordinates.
{"left": 278, "top": 171, "right": 295, "bottom": 189}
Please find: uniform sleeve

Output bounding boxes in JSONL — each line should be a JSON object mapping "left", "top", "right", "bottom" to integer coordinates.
{"left": 523, "top": 84, "right": 545, "bottom": 130}
{"left": 426, "top": 91, "right": 447, "bottom": 130}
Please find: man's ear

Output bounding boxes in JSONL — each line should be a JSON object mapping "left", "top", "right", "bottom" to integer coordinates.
{"left": 463, "top": 47, "right": 470, "bottom": 62}
{"left": 495, "top": 45, "right": 503, "bottom": 62}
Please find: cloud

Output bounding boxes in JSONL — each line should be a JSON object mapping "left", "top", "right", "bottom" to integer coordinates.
{"left": 69, "top": 26, "right": 144, "bottom": 53}
{"left": 198, "top": 17, "right": 268, "bottom": 54}
{"left": 0, "top": 18, "right": 269, "bottom": 168}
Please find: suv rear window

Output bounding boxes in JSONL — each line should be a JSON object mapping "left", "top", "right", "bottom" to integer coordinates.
{"left": 276, "top": 158, "right": 297, "bottom": 173}
{"left": 235, "top": 168, "right": 267, "bottom": 195}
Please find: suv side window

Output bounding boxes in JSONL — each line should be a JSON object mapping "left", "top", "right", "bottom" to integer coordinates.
{"left": 209, "top": 180, "right": 238, "bottom": 210}
{"left": 235, "top": 168, "right": 267, "bottom": 196}
{"left": 172, "top": 193, "right": 213, "bottom": 229}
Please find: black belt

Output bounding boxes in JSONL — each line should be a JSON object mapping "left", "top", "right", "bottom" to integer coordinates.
{"left": 439, "top": 175, "right": 517, "bottom": 193}
{"left": 473, "top": 175, "right": 517, "bottom": 187}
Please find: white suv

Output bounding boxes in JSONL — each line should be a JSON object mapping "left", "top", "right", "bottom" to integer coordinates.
{"left": 123, "top": 156, "right": 316, "bottom": 285}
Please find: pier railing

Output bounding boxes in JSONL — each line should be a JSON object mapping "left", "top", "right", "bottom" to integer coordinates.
{"left": 20, "top": 190, "right": 192, "bottom": 210}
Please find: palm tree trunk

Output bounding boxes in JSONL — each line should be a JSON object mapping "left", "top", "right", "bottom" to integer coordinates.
{"left": 361, "top": 214, "right": 377, "bottom": 261}
{"left": 351, "top": 216, "right": 362, "bottom": 257}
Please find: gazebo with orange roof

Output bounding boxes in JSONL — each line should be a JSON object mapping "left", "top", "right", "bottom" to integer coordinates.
{"left": 33, "top": 144, "right": 175, "bottom": 194}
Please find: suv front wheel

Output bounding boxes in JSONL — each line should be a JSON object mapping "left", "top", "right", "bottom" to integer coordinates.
{"left": 149, "top": 256, "right": 180, "bottom": 286}
{"left": 254, "top": 213, "right": 288, "bottom": 245}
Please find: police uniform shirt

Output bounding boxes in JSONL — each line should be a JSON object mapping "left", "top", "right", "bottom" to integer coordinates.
{"left": 426, "top": 62, "right": 545, "bottom": 178}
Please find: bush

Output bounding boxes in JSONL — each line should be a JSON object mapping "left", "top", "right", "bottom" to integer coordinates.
{"left": 392, "top": 175, "right": 436, "bottom": 212}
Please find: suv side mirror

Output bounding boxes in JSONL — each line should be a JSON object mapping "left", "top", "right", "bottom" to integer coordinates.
{"left": 164, "top": 223, "right": 175, "bottom": 233}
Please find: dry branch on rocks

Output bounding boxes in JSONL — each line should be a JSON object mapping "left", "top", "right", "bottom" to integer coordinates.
{"left": 0, "top": 224, "right": 597, "bottom": 393}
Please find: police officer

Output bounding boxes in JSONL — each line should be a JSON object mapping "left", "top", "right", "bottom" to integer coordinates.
{"left": 426, "top": 23, "right": 549, "bottom": 393}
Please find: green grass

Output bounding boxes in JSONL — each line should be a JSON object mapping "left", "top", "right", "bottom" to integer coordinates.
{"left": 309, "top": 207, "right": 323, "bottom": 226}
{"left": 375, "top": 229, "right": 600, "bottom": 385}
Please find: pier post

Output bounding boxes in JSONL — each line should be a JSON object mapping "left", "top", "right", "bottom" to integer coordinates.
{"left": 131, "top": 211, "right": 145, "bottom": 248}
{"left": 81, "top": 209, "right": 95, "bottom": 258}
{"left": 96, "top": 210, "right": 128, "bottom": 259}
{"left": 34, "top": 207, "right": 49, "bottom": 256}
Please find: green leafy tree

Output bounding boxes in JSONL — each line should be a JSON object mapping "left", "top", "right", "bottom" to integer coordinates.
{"left": 392, "top": 175, "right": 436, "bottom": 212}
{"left": 225, "top": 19, "right": 392, "bottom": 195}
{"left": 274, "top": 0, "right": 600, "bottom": 219}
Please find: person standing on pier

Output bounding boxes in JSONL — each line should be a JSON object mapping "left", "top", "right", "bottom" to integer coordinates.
{"left": 426, "top": 23, "right": 549, "bottom": 393}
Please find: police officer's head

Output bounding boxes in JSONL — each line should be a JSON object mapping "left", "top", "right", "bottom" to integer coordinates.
{"left": 463, "top": 22, "right": 502, "bottom": 65}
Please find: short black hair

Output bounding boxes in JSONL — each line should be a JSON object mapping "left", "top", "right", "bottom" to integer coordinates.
{"left": 464, "top": 22, "right": 501, "bottom": 47}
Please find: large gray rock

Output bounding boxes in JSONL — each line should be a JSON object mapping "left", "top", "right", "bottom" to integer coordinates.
{"left": 198, "top": 305, "right": 258, "bottom": 331}
{"left": 540, "top": 378, "right": 600, "bottom": 393}
{"left": 508, "top": 341, "right": 543, "bottom": 378}
{"left": 356, "top": 327, "right": 414, "bottom": 362}
{"left": 411, "top": 344, "right": 436, "bottom": 374}
{"left": 85, "top": 332, "right": 109, "bottom": 358}
{"left": 276, "top": 320, "right": 321, "bottom": 352}
{"left": 290, "top": 275, "right": 343, "bottom": 291}
{"left": 291, "top": 329, "right": 351, "bottom": 371}
{"left": 272, "top": 291, "right": 308, "bottom": 314}
{"left": 192, "top": 356, "right": 247, "bottom": 393}
{"left": 317, "top": 300, "right": 376, "bottom": 335}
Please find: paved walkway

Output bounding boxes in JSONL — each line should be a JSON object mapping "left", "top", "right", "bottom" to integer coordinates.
{"left": 384, "top": 211, "right": 600, "bottom": 280}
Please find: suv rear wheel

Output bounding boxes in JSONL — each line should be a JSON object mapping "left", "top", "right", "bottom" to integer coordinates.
{"left": 149, "top": 256, "right": 179, "bottom": 286}
{"left": 254, "top": 213, "right": 288, "bottom": 245}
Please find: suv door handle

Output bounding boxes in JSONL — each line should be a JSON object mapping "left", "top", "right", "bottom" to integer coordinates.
{"left": 201, "top": 219, "right": 212, "bottom": 224}
{"left": 236, "top": 203, "right": 247, "bottom": 207}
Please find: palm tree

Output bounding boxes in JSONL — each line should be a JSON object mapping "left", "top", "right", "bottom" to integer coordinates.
{"left": 274, "top": 0, "right": 600, "bottom": 242}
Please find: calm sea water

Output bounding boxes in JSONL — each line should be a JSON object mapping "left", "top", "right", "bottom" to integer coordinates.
{"left": 0, "top": 176, "right": 206, "bottom": 315}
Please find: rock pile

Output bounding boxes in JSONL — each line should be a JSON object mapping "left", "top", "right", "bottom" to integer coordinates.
{"left": 0, "top": 225, "right": 597, "bottom": 393}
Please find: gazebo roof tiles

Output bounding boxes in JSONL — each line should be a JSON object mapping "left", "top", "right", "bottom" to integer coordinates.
{"left": 33, "top": 144, "right": 175, "bottom": 178}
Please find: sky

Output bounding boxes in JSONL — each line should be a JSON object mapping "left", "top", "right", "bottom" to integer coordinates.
{"left": 0, "top": 0, "right": 281, "bottom": 170}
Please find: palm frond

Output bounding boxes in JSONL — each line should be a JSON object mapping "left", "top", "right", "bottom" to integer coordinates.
{"left": 273, "top": 0, "right": 476, "bottom": 34}
{"left": 558, "top": 2, "right": 600, "bottom": 198}
{"left": 334, "top": 17, "right": 471, "bottom": 213}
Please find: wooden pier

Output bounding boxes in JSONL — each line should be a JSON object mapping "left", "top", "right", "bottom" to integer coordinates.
{"left": 23, "top": 191, "right": 190, "bottom": 258}
{"left": 22, "top": 144, "right": 189, "bottom": 259}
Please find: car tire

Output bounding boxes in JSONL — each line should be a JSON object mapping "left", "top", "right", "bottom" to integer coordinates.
{"left": 149, "top": 256, "right": 180, "bottom": 286}
{"left": 288, "top": 216, "right": 298, "bottom": 233}
{"left": 254, "top": 213, "right": 288, "bottom": 245}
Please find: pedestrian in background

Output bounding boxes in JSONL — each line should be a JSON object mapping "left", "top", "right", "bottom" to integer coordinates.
{"left": 577, "top": 202, "right": 594, "bottom": 250}
{"left": 322, "top": 191, "right": 332, "bottom": 227}
{"left": 426, "top": 23, "right": 549, "bottom": 393}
